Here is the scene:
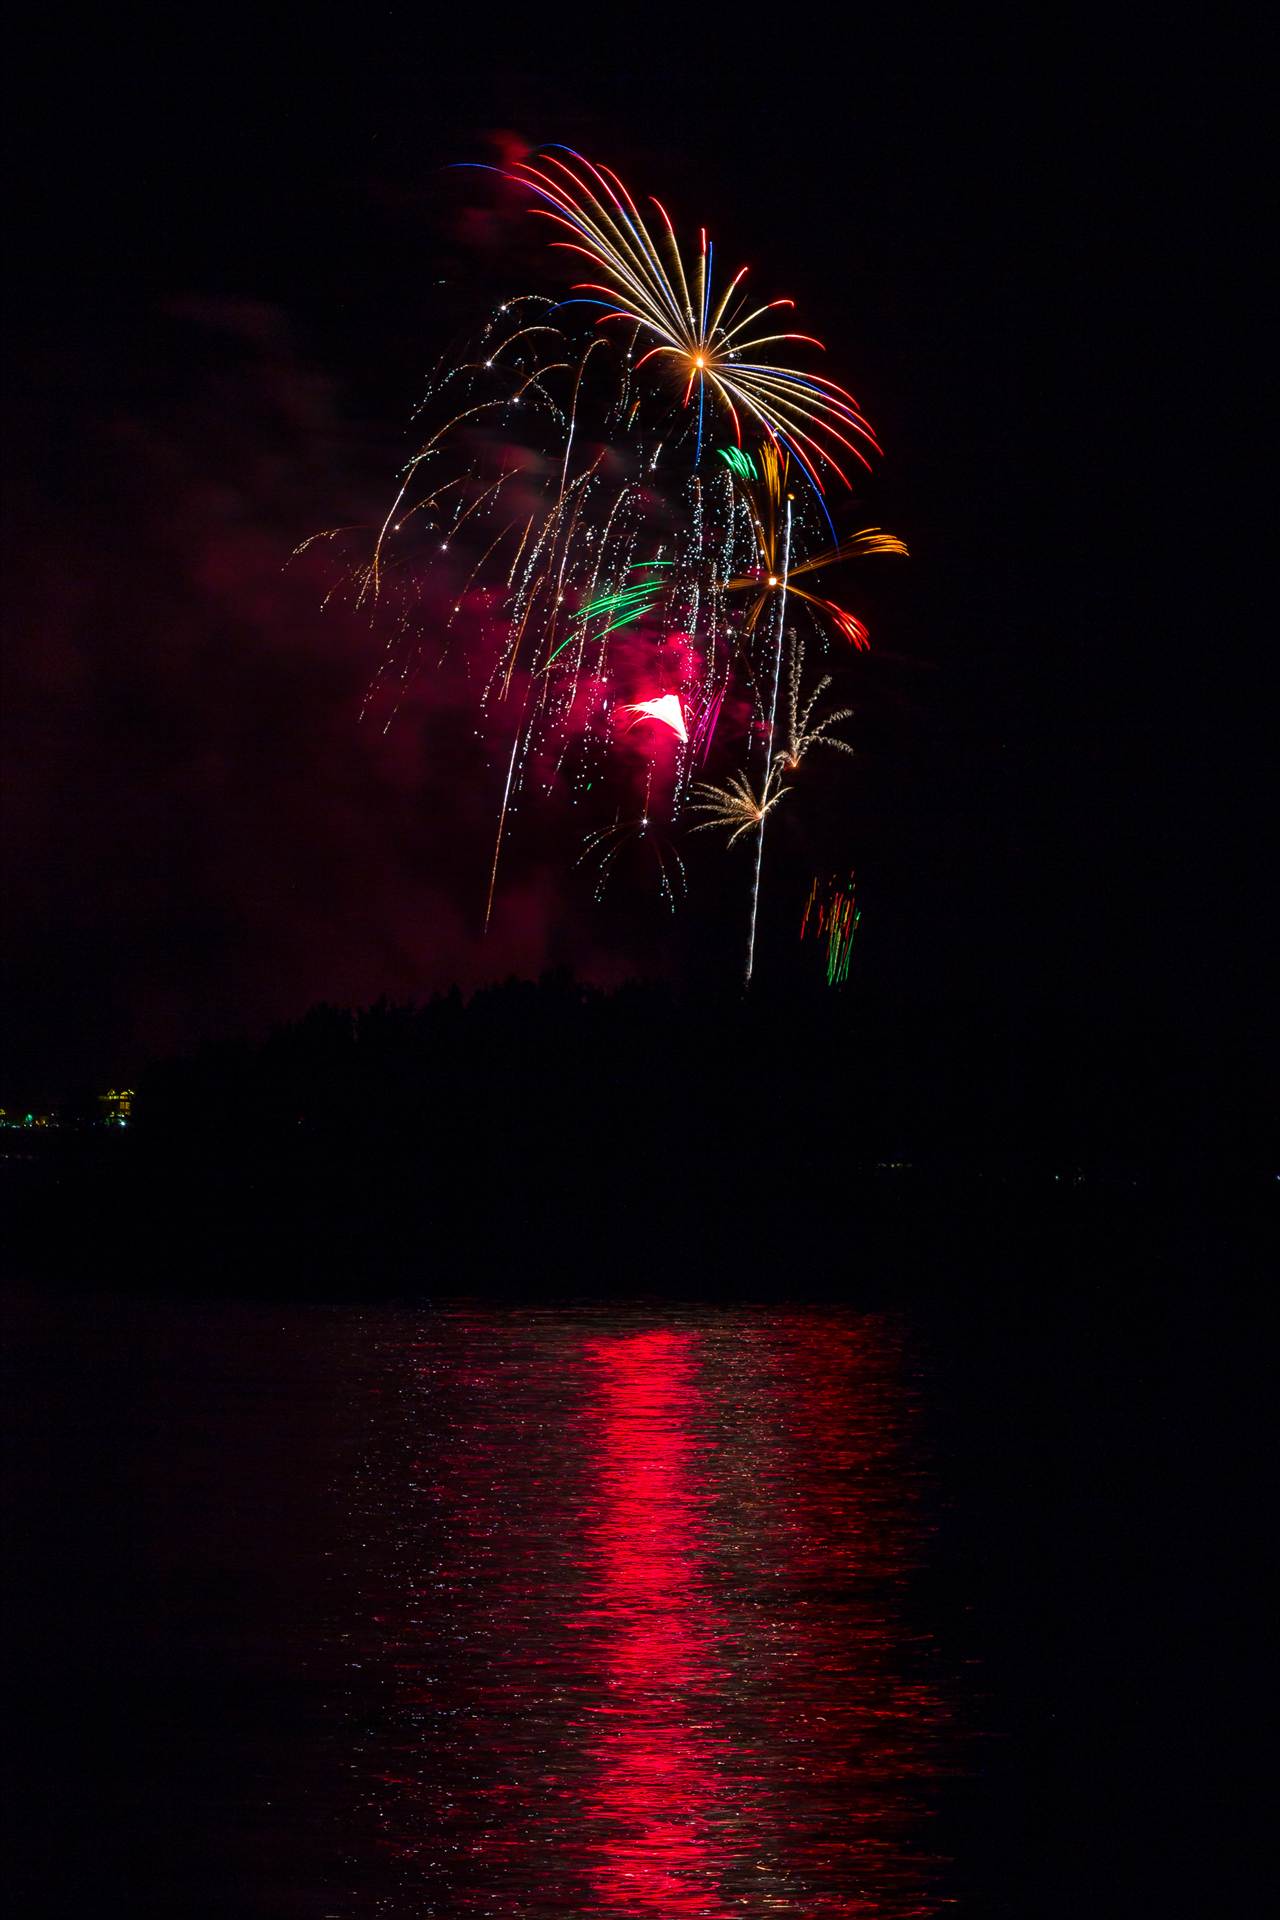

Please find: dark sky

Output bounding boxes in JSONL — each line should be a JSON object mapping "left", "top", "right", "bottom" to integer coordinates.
{"left": 2, "top": 13, "right": 1265, "bottom": 1102}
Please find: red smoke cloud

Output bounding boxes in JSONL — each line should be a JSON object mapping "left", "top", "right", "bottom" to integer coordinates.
{"left": 2, "top": 295, "right": 692, "bottom": 1094}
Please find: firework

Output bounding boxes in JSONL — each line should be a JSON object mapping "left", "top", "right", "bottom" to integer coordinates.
{"left": 716, "top": 446, "right": 758, "bottom": 483}
{"left": 493, "top": 146, "right": 882, "bottom": 490}
{"left": 619, "top": 693, "right": 689, "bottom": 744}
{"left": 549, "top": 559, "right": 672, "bottom": 662}
{"left": 777, "top": 636, "right": 856, "bottom": 771}
{"left": 484, "top": 724, "right": 524, "bottom": 934}
{"left": 578, "top": 814, "right": 687, "bottom": 912}
{"left": 688, "top": 762, "right": 790, "bottom": 849}
{"left": 721, "top": 441, "right": 907, "bottom": 651}
{"left": 315, "top": 146, "right": 903, "bottom": 977}
{"left": 743, "top": 497, "right": 793, "bottom": 984}
{"left": 801, "top": 872, "right": 862, "bottom": 986}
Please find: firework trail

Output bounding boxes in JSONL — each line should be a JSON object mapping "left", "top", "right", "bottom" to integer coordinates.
{"left": 312, "top": 147, "right": 904, "bottom": 975}
{"left": 484, "top": 725, "right": 524, "bottom": 935}
{"left": 746, "top": 498, "right": 792, "bottom": 986}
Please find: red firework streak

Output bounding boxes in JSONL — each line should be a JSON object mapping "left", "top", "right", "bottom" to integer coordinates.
{"left": 801, "top": 871, "right": 861, "bottom": 985}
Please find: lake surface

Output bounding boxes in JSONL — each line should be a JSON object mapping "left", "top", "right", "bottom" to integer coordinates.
{"left": 341, "top": 1308, "right": 948, "bottom": 1916}
{"left": 7, "top": 1275, "right": 1258, "bottom": 1914}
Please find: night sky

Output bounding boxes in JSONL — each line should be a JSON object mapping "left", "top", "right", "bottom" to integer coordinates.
{"left": 2, "top": 15, "right": 1265, "bottom": 1107}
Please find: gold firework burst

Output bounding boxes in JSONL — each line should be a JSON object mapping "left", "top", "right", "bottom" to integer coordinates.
{"left": 687, "top": 763, "right": 789, "bottom": 848}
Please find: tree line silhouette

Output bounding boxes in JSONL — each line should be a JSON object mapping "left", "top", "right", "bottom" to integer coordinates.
{"left": 7, "top": 970, "right": 1265, "bottom": 1297}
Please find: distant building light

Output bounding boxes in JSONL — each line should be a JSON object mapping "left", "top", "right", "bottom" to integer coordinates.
{"left": 98, "top": 1088, "right": 134, "bottom": 1126}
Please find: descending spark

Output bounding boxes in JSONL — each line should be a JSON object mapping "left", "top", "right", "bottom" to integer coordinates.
{"left": 484, "top": 726, "right": 523, "bottom": 934}
{"left": 578, "top": 815, "right": 687, "bottom": 911}
{"left": 620, "top": 693, "right": 688, "bottom": 744}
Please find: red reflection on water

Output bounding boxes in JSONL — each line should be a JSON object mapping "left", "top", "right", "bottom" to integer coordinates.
{"left": 349, "top": 1310, "right": 948, "bottom": 1916}
{"left": 581, "top": 1328, "right": 740, "bottom": 1916}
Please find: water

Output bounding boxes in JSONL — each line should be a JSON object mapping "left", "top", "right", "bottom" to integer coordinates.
{"left": 340, "top": 1310, "right": 947, "bottom": 1916}
{"left": 6, "top": 1299, "right": 958, "bottom": 1916}
{"left": 10, "top": 1280, "right": 1254, "bottom": 1914}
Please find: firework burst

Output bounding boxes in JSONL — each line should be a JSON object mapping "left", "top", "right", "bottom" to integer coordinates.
{"left": 313, "top": 146, "right": 905, "bottom": 980}
{"left": 721, "top": 442, "right": 907, "bottom": 651}
{"left": 491, "top": 147, "right": 883, "bottom": 490}
{"left": 687, "top": 764, "right": 790, "bottom": 849}
{"left": 577, "top": 814, "right": 687, "bottom": 911}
